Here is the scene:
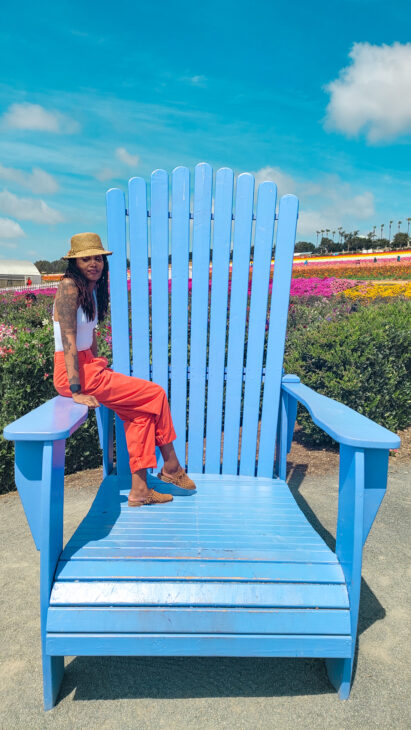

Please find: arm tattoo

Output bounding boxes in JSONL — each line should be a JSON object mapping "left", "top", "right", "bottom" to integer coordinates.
{"left": 55, "top": 281, "right": 80, "bottom": 386}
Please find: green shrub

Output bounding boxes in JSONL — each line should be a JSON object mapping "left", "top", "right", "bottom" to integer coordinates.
{"left": 1, "top": 289, "right": 409, "bottom": 492}
{"left": 284, "top": 299, "right": 411, "bottom": 445}
{"left": 0, "top": 292, "right": 113, "bottom": 494}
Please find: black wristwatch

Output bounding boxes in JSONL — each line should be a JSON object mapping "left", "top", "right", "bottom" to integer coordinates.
{"left": 69, "top": 384, "right": 82, "bottom": 394}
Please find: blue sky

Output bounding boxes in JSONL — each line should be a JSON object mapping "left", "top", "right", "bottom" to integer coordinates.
{"left": 0, "top": 0, "right": 410, "bottom": 261}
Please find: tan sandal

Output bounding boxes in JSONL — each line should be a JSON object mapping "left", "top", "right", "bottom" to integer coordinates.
{"left": 157, "top": 465, "right": 196, "bottom": 490}
{"left": 128, "top": 489, "right": 173, "bottom": 507}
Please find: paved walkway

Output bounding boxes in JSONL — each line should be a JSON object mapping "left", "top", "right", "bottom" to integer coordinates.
{"left": 0, "top": 460, "right": 409, "bottom": 729}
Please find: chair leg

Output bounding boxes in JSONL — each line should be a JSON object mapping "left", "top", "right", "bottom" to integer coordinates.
{"left": 325, "top": 656, "right": 354, "bottom": 699}
{"left": 39, "top": 441, "right": 66, "bottom": 710}
{"left": 42, "top": 654, "right": 64, "bottom": 710}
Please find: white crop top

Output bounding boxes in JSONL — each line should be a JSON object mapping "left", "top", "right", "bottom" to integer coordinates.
{"left": 53, "top": 289, "right": 98, "bottom": 352}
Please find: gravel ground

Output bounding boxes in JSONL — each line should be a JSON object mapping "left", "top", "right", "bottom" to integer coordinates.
{"left": 0, "top": 458, "right": 410, "bottom": 730}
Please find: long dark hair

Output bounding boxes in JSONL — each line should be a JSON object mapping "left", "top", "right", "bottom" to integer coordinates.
{"left": 63, "top": 257, "right": 109, "bottom": 323}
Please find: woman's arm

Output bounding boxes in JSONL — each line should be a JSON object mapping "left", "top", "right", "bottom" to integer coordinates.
{"left": 54, "top": 279, "right": 99, "bottom": 408}
{"left": 91, "top": 328, "right": 98, "bottom": 357}
{"left": 54, "top": 279, "right": 80, "bottom": 388}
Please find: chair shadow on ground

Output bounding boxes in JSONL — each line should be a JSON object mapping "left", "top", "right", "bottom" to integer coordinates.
{"left": 57, "top": 460, "right": 385, "bottom": 705}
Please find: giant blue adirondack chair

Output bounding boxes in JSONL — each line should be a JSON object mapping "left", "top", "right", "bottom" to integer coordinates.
{"left": 4, "top": 163, "right": 400, "bottom": 710}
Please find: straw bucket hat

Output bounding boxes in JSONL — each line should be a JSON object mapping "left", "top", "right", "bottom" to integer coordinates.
{"left": 63, "top": 232, "right": 113, "bottom": 259}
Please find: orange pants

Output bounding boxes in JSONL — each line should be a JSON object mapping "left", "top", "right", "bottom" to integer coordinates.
{"left": 53, "top": 349, "right": 177, "bottom": 471}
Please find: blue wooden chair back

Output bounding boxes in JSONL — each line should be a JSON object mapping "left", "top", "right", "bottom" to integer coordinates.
{"left": 106, "top": 163, "right": 298, "bottom": 479}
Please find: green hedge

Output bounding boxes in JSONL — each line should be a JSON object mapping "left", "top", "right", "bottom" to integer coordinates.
{"left": 284, "top": 299, "right": 411, "bottom": 445}
{"left": 1, "top": 293, "right": 409, "bottom": 493}
{"left": 0, "top": 293, "right": 113, "bottom": 494}
{"left": 0, "top": 323, "right": 108, "bottom": 493}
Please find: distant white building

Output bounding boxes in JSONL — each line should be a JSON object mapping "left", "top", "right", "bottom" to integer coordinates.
{"left": 0, "top": 259, "right": 41, "bottom": 287}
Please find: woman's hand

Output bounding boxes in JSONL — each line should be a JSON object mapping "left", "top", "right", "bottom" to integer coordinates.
{"left": 72, "top": 392, "right": 100, "bottom": 408}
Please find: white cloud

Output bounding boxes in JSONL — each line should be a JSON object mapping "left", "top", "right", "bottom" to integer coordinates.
{"left": 115, "top": 147, "right": 139, "bottom": 167}
{"left": 2, "top": 103, "right": 80, "bottom": 134}
{"left": 0, "top": 218, "right": 25, "bottom": 238}
{"left": 0, "top": 164, "right": 59, "bottom": 194}
{"left": 323, "top": 42, "right": 411, "bottom": 143}
{"left": 182, "top": 75, "right": 207, "bottom": 87}
{"left": 252, "top": 166, "right": 375, "bottom": 238}
{"left": 95, "top": 167, "right": 118, "bottom": 182}
{"left": 254, "top": 166, "right": 297, "bottom": 197}
{"left": 0, "top": 191, "right": 64, "bottom": 224}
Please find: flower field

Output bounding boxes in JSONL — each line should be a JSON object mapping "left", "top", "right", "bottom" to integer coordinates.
{"left": 292, "top": 257, "right": 411, "bottom": 280}
{"left": 341, "top": 281, "right": 411, "bottom": 299}
{"left": 1, "top": 268, "right": 409, "bottom": 361}
{"left": 0, "top": 265, "right": 410, "bottom": 492}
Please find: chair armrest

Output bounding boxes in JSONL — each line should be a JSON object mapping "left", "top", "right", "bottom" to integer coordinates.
{"left": 2, "top": 396, "right": 88, "bottom": 551}
{"left": 282, "top": 376, "right": 400, "bottom": 450}
{"left": 3, "top": 396, "right": 88, "bottom": 442}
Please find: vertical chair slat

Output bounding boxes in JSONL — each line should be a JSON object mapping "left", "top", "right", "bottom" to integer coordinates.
{"left": 188, "top": 162, "right": 213, "bottom": 472}
{"left": 170, "top": 166, "right": 191, "bottom": 469}
{"left": 129, "top": 176, "right": 150, "bottom": 380}
{"left": 205, "top": 167, "right": 234, "bottom": 473}
{"left": 106, "top": 187, "right": 130, "bottom": 476}
{"left": 222, "top": 173, "right": 255, "bottom": 474}
{"left": 106, "top": 188, "right": 130, "bottom": 375}
{"left": 240, "top": 181, "right": 277, "bottom": 476}
{"left": 258, "top": 194, "right": 299, "bottom": 478}
{"left": 150, "top": 169, "right": 170, "bottom": 394}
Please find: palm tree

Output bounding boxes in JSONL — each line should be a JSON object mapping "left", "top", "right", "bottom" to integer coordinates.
{"left": 389, "top": 220, "right": 394, "bottom": 244}
{"left": 407, "top": 218, "right": 411, "bottom": 237}
{"left": 332, "top": 230, "right": 336, "bottom": 242}
{"left": 316, "top": 230, "right": 320, "bottom": 246}
{"left": 398, "top": 220, "right": 402, "bottom": 232}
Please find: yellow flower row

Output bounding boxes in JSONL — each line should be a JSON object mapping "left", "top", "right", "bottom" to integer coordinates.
{"left": 341, "top": 282, "right": 411, "bottom": 299}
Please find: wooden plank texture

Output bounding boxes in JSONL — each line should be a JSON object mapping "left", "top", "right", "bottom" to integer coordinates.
{"left": 170, "top": 166, "right": 190, "bottom": 468}
{"left": 55, "top": 559, "right": 345, "bottom": 583}
{"left": 240, "top": 181, "right": 277, "bottom": 476}
{"left": 47, "top": 607, "right": 351, "bottom": 635}
{"left": 258, "top": 194, "right": 298, "bottom": 477}
{"left": 223, "top": 173, "right": 255, "bottom": 474}
{"left": 150, "top": 169, "right": 170, "bottom": 393}
{"left": 129, "top": 176, "right": 150, "bottom": 381}
{"left": 50, "top": 581, "right": 348, "bottom": 608}
{"left": 188, "top": 163, "right": 213, "bottom": 471}
{"left": 46, "top": 633, "right": 352, "bottom": 658}
{"left": 205, "top": 167, "right": 234, "bottom": 472}
{"left": 60, "top": 475, "right": 337, "bottom": 565}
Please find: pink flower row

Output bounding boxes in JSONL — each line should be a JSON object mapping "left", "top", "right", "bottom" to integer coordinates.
{"left": 126, "top": 277, "right": 358, "bottom": 299}
{"left": 293, "top": 257, "right": 409, "bottom": 267}
{"left": 6, "top": 277, "right": 357, "bottom": 306}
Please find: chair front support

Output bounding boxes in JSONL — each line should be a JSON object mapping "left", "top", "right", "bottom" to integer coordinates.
{"left": 278, "top": 375, "right": 399, "bottom": 698}
{"left": 3, "top": 399, "right": 89, "bottom": 709}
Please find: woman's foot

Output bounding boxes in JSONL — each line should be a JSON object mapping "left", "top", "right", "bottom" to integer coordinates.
{"left": 157, "top": 465, "right": 196, "bottom": 490}
{"left": 128, "top": 489, "right": 173, "bottom": 507}
{"left": 129, "top": 467, "right": 172, "bottom": 506}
